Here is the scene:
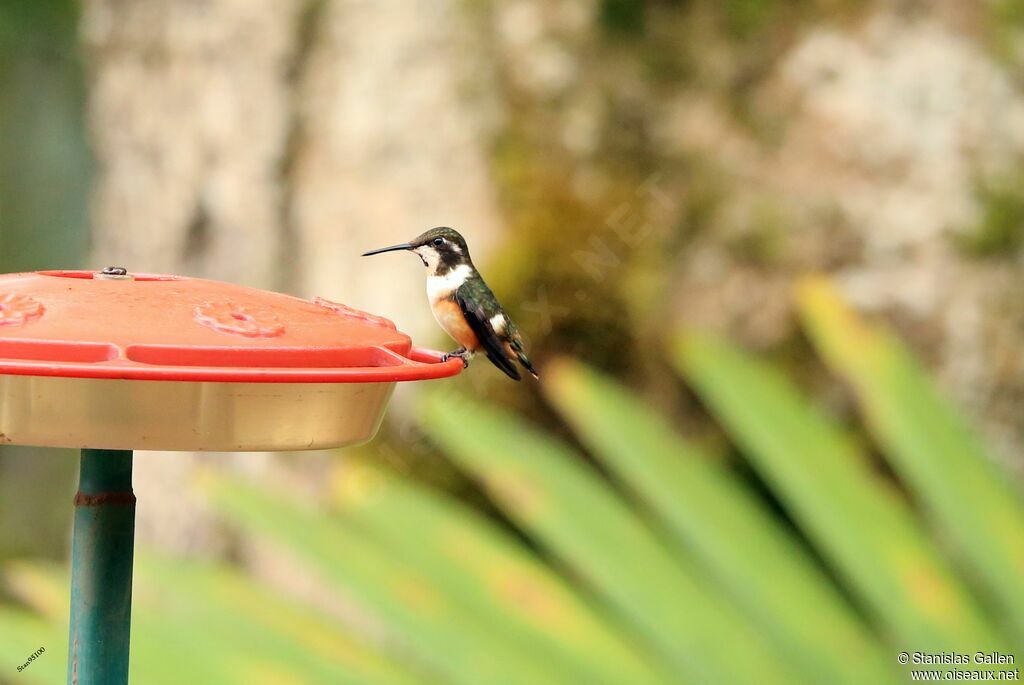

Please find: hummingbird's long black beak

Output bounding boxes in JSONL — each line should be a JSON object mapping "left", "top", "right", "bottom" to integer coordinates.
{"left": 361, "top": 242, "right": 414, "bottom": 257}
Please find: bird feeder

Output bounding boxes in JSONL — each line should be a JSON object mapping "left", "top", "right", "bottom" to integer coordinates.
{"left": 0, "top": 268, "right": 462, "bottom": 685}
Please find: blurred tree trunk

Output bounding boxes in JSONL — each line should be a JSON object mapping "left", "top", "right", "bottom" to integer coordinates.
{"left": 80, "top": 0, "right": 500, "bottom": 553}
{"left": 0, "top": 0, "right": 90, "bottom": 562}
{"left": 82, "top": 0, "right": 301, "bottom": 288}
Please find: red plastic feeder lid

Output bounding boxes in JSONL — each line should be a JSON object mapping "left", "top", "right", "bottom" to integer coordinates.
{"left": 0, "top": 270, "right": 463, "bottom": 383}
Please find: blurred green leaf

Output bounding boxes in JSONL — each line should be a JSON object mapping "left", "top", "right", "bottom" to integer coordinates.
{"left": 207, "top": 476, "right": 570, "bottom": 685}
{"left": 672, "top": 330, "right": 1005, "bottom": 653}
{"left": 330, "top": 461, "right": 670, "bottom": 685}
{"left": 138, "top": 556, "right": 426, "bottom": 685}
{"left": 544, "top": 357, "right": 898, "bottom": 685}
{"left": 420, "top": 391, "right": 804, "bottom": 685}
{"left": 4, "top": 556, "right": 425, "bottom": 685}
{"left": 798, "top": 276, "right": 1024, "bottom": 645}
{"left": 0, "top": 605, "right": 62, "bottom": 684}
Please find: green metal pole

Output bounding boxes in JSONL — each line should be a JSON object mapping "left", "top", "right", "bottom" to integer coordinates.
{"left": 67, "top": 449, "right": 135, "bottom": 685}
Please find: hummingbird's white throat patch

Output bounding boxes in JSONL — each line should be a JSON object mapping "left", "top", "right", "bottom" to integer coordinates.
{"left": 427, "top": 263, "right": 473, "bottom": 302}
{"left": 413, "top": 245, "right": 442, "bottom": 272}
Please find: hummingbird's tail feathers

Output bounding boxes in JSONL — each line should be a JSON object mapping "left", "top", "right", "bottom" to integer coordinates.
{"left": 517, "top": 351, "right": 539, "bottom": 380}
{"left": 485, "top": 349, "right": 522, "bottom": 380}
{"left": 507, "top": 334, "right": 538, "bottom": 380}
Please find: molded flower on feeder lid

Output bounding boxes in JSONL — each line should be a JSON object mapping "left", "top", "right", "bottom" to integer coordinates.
{"left": 193, "top": 301, "right": 285, "bottom": 338}
{"left": 0, "top": 292, "right": 44, "bottom": 327}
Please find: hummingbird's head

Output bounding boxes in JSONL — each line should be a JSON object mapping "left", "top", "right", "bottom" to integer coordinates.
{"left": 362, "top": 227, "right": 472, "bottom": 275}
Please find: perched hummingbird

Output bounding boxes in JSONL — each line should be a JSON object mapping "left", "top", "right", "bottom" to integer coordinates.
{"left": 362, "top": 227, "right": 538, "bottom": 381}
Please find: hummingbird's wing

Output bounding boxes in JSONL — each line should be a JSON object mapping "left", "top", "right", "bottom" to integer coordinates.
{"left": 455, "top": 286, "right": 521, "bottom": 381}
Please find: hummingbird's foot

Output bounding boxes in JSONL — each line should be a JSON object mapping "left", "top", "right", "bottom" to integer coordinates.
{"left": 442, "top": 348, "right": 471, "bottom": 368}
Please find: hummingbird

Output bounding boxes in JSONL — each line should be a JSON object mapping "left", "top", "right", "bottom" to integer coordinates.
{"left": 362, "top": 227, "right": 538, "bottom": 381}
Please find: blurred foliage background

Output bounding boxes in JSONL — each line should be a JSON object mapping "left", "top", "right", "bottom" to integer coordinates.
{"left": 1, "top": 0, "right": 1023, "bottom": 683}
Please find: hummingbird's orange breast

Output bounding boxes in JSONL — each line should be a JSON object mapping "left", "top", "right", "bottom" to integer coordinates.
{"left": 431, "top": 298, "right": 480, "bottom": 351}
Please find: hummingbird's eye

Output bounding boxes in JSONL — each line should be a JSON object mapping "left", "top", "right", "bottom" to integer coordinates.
{"left": 432, "top": 237, "right": 444, "bottom": 247}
